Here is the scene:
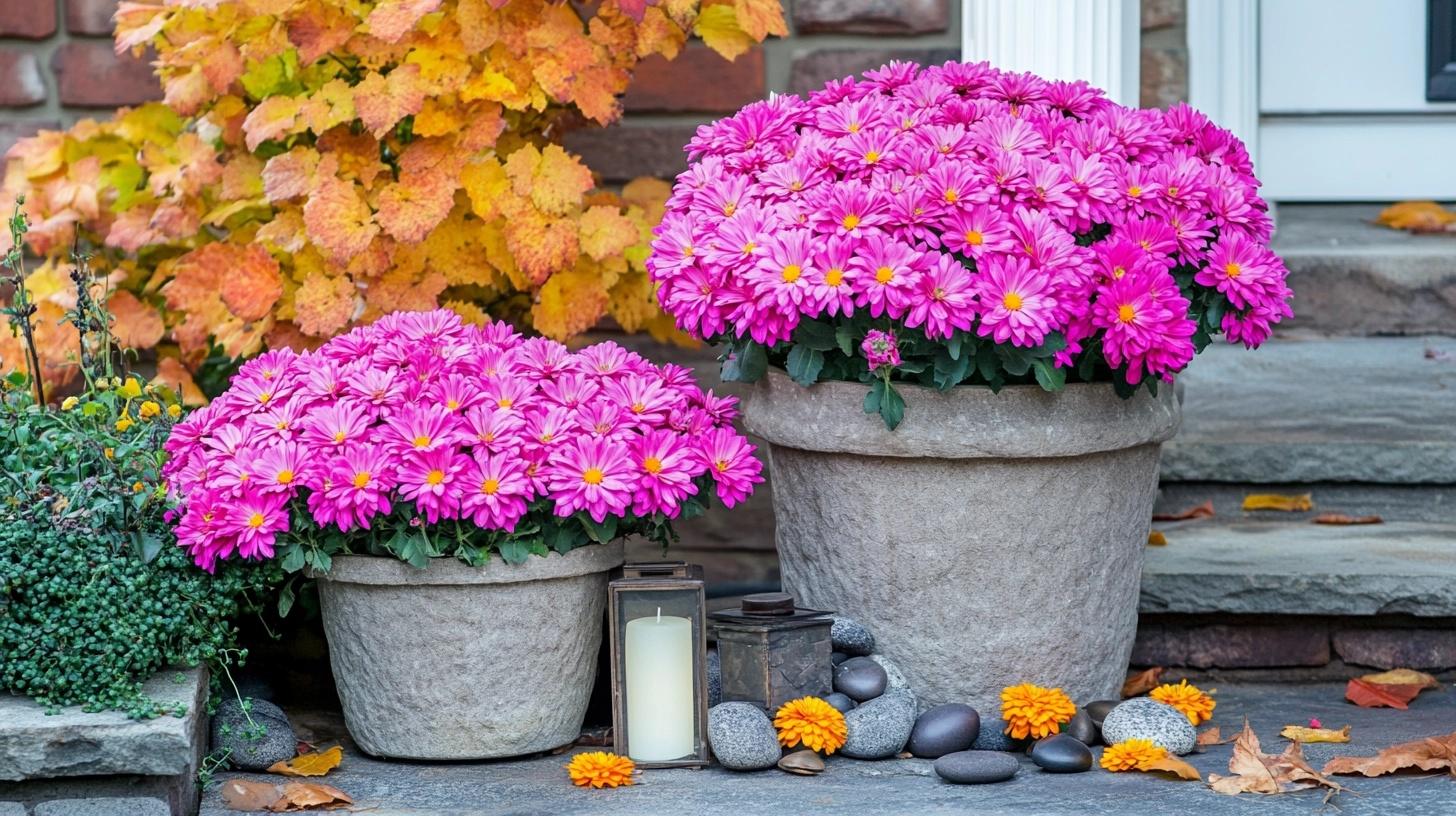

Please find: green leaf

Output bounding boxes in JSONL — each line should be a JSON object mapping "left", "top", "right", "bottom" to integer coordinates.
{"left": 1032, "top": 358, "right": 1066, "bottom": 391}
{"left": 835, "top": 324, "right": 854, "bottom": 356}
{"left": 498, "top": 538, "right": 531, "bottom": 565}
{"left": 879, "top": 381, "right": 906, "bottom": 430}
{"left": 277, "top": 582, "right": 296, "bottom": 618}
{"left": 580, "top": 513, "right": 619, "bottom": 544}
{"left": 1203, "top": 296, "right": 1227, "bottom": 330}
{"left": 239, "top": 49, "right": 302, "bottom": 100}
{"left": 785, "top": 345, "right": 825, "bottom": 387}
{"left": 390, "top": 530, "right": 431, "bottom": 569}
{"left": 996, "top": 344, "right": 1035, "bottom": 376}
{"left": 947, "top": 333, "right": 964, "bottom": 361}
{"left": 863, "top": 379, "right": 883, "bottom": 415}
{"left": 933, "top": 349, "right": 970, "bottom": 391}
{"left": 1036, "top": 332, "right": 1068, "bottom": 357}
{"left": 974, "top": 342, "right": 1000, "bottom": 383}
{"left": 543, "top": 521, "right": 578, "bottom": 554}
{"left": 793, "top": 319, "right": 838, "bottom": 352}
{"left": 279, "top": 542, "right": 306, "bottom": 573}
{"left": 721, "top": 340, "right": 767, "bottom": 382}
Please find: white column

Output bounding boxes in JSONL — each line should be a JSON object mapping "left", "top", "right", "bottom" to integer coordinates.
{"left": 1186, "top": 0, "right": 1259, "bottom": 164}
{"left": 961, "top": 0, "right": 1143, "bottom": 108}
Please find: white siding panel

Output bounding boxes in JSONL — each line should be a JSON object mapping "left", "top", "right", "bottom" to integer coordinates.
{"left": 1259, "top": 116, "right": 1456, "bottom": 200}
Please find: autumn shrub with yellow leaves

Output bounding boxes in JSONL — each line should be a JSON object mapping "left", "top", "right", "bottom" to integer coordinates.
{"left": 1, "top": 0, "right": 785, "bottom": 393}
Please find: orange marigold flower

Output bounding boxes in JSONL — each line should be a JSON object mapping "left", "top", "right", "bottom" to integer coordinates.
{"left": 1000, "top": 683, "right": 1076, "bottom": 740}
{"left": 1149, "top": 679, "right": 1216, "bottom": 725}
{"left": 774, "top": 696, "right": 847, "bottom": 754}
{"left": 565, "top": 751, "right": 636, "bottom": 789}
{"left": 1100, "top": 738, "right": 1168, "bottom": 771}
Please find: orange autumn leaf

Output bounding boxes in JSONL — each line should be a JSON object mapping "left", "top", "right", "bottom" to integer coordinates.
{"left": 733, "top": 0, "right": 789, "bottom": 41}
{"left": 242, "top": 95, "right": 301, "bottom": 152}
{"left": 366, "top": 0, "right": 443, "bottom": 43}
{"left": 1198, "top": 726, "right": 1234, "bottom": 747}
{"left": 1374, "top": 201, "right": 1456, "bottom": 234}
{"left": 274, "top": 781, "right": 353, "bottom": 810}
{"left": 1280, "top": 725, "right": 1351, "bottom": 744}
{"left": 151, "top": 356, "right": 206, "bottom": 406}
{"left": 1345, "top": 678, "right": 1421, "bottom": 710}
{"left": 504, "top": 144, "right": 594, "bottom": 217}
{"left": 532, "top": 262, "right": 610, "bottom": 341}
{"left": 1147, "top": 530, "right": 1168, "bottom": 546}
{"left": 375, "top": 169, "right": 457, "bottom": 244}
{"left": 263, "top": 148, "right": 322, "bottom": 203}
{"left": 1323, "top": 731, "right": 1456, "bottom": 777}
{"left": 1142, "top": 755, "right": 1202, "bottom": 781}
{"left": 1242, "top": 493, "right": 1313, "bottom": 512}
{"left": 1122, "top": 667, "right": 1165, "bottom": 698}
{"left": 268, "top": 745, "right": 343, "bottom": 777}
{"left": 353, "top": 64, "right": 428, "bottom": 138}
{"left": 578, "top": 205, "right": 640, "bottom": 262}
{"left": 1311, "top": 513, "right": 1382, "bottom": 525}
{"left": 303, "top": 175, "right": 380, "bottom": 265}
{"left": 1207, "top": 720, "right": 1348, "bottom": 796}
{"left": 220, "top": 245, "right": 285, "bottom": 322}
{"left": 293, "top": 273, "right": 358, "bottom": 338}
{"left": 1153, "top": 501, "right": 1215, "bottom": 522}
{"left": 107, "top": 290, "right": 164, "bottom": 350}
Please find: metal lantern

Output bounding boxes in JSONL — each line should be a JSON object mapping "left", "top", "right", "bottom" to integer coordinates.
{"left": 708, "top": 592, "right": 834, "bottom": 713}
{"left": 607, "top": 562, "right": 709, "bottom": 768}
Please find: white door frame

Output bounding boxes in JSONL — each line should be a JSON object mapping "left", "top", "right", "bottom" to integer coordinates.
{"left": 1186, "top": 0, "right": 1260, "bottom": 167}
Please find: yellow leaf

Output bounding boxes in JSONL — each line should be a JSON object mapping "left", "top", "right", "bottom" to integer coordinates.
{"left": 1241, "top": 493, "right": 1313, "bottom": 512}
{"left": 1280, "top": 725, "right": 1352, "bottom": 744}
{"left": 1147, "top": 530, "right": 1168, "bottom": 546}
{"left": 268, "top": 745, "right": 343, "bottom": 777}
{"left": 533, "top": 261, "right": 610, "bottom": 341}
{"left": 504, "top": 143, "right": 594, "bottom": 217}
{"left": 462, "top": 158, "right": 510, "bottom": 221}
{"left": 695, "top": 5, "right": 755, "bottom": 61}
{"left": 578, "top": 205, "right": 639, "bottom": 262}
{"left": 1140, "top": 756, "right": 1202, "bottom": 781}
{"left": 733, "top": 0, "right": 788, "bottom": 41}
{"left": 1374, "top": 201, "right": 1456, "bottom": 233}
{"left": 1360, "top": 669, "right": 1441, "bottom": 689}
{"left": 366, "top": 0, "right": 443, "bottom": 44}
{"left": 241, "top": 95, "right": 301, "bottom": 152}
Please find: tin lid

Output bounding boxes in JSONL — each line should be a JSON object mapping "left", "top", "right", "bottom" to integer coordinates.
{"left": 740, "top": 592, "right": 795, "bottom": 616}
{"left": 708, "top": 592, "right": 831, "bottom": 625}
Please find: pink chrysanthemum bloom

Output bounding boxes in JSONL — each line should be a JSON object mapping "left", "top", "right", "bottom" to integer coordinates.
{"left": 548, "top": 437, "right": 635, "bottom": 523}
{"left": 631, "top": 430, "right": 704, "bottom": 517}
{"left": 1094, "top": 267, "right": 1196, "bottom": 384}
{"left": 849, "top": 232, "right": 924, "bottom": 319}
{"left": 699, "top": 428, "right": 764, "bottom": 509}
{"left": 397, "top": 448, "right": 467, "bottom": 524}
{"left": 381, "top": 403, "right": 465, "bottom": 454}
{"left": 307, "top": 445, "right": 396, "bottom": 532}
{"left": 862, "top": 330, "right": 902, "bottom": 370}
{"left": 253, "top": 441, "right": 309, "bottom": 495}
{"left": 227, "top": 490, "right": 290, "bottom": 560}
{"left": 904, "top": 253, "right": 976, "bottom": 340}
{"left": 460, "top": 451, "right": 532, "bottom": 531}
{"left": 974, "top": 255, "right": 1060, "bottom": 347}
{"left": 1197, "top": 232, "right": 1285, "bottom": 310}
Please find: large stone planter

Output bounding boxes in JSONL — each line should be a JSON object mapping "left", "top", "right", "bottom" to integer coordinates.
{"left": 315, "top": 542, "right": 624, "bottom": 759}
{"left": 744, "top": 371, "right": 1181, "bottom": 713}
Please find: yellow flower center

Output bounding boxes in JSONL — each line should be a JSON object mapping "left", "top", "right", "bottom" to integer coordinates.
{"left": 481, "top": 477, "right": 500, "bottom": 495}
{"left": 446, "top": 399, "right": 459, "bottom": 410}
{"left": 643, "top": 456, "right": 663, "bottom": 474}
{"left": 583, "top": 467, "right": 605, "bottom": 485}
{"left": 964, "top": 229, "right": 983, "bottom": 246}
{"left": 875, "top": 266, "right": 894, "bottom": 284}
{"left": 413, "top": 435, "right": 431, "bottom": 448}
{"left": 1128, "top": 185, "right": 1142, "bottom": 196}
{"left": 741, "top": 241, "right": 757, "bottom": 255}
{"left": 276, "top": 469, "right": 294, "bottom": 485}
{"left": 497, "top": 398, "right": 513, "bottom": 409}
{"left": 781, "top": 264, "right": 802, "bottom": 283}
{"left": 824, "top": 268, "right": 844, "bottom": 287}
{"left": 1167, "top": 185, "right": 1179, "bottom": 196}
{"left": 1003, "top": 291, "right": 1023, "bottom": 311}
{"left": 715, "top": 459, "right": 730, "bottom": 473}
{"left": 258, "top": 391, "right": 272, "bottom": 404}
{"left": 1225, "top": 261, "right": 1242, "bottom": 278}
{"left": 426, "top": 469, "right": 445, "bottom": 486}
{"left": 681, "top": 244, "right": 694, "bottom": 258}
{"left": 331, "top": 430, "right": 347, "bottom": 443}
{"left": 1112, "top": 265, "right": 1127, "bottom": 280}
{"left": 846, "top": 122, "right": 860, "bottom": 133}
{"left": 1117, "top": 304, "right": 1137, "bottom": 324}
{"left": 722, "top": 202, "right": 736, "bottom": 216}
{"left": 932, "top": 286, "right": 946, "bottom": 301}
{"left": 353, "top": 471, "right": 371, "bottom": 488}
{"left": 943, "top": 188, "right": 958, "bottom": 203}
{"left": 841, "top": 213, "right": 860, "bottom": 230}
{"left": 247, "top": 512, "right": 265, "bottom": 529}
{"left": 789, "top": 180, "right": 803, "bottom": 191}
{"left": 631, "top": 402, "right": 646, "bottom": 414}
{"left": 864, "top": 150, "right": 880, "bottom": 163}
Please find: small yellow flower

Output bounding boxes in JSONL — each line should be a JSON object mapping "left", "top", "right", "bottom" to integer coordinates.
{"left": 565, "top": 751, "right": 636, "bottom": 789}
{"left": 61, "top": 396, "right": 79, "bottom": 411}
{"left": 167, "top": 404, "right": 182, "bottom": 419}
{"left": 116, "top": 377, "right": 143, "bottom": 399}
{"left": 115, "top": 415, "right": 134, "bottom": 433}
{"left": 1000, "top": 683, "right": 1076, "bottom": 740}
{"left": 132, "top": 481, "right": 145, "bottom": 493}
{"left": 774, "top": 696, "right": 848, "bottom": 754}
{"left": 1100, "top": 738, "right": 1168, "bottom": 771}
{"left": 138, "top": 400, "right": 162, "bottom": 420}
{"left": 1149, "top": 680, "right": 1216, "bottom": 725}
{"left": 104, "top": 447, "right": 114, "bottom": 459}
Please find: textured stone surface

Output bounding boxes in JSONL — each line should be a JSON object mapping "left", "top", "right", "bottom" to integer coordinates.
{"left": 33, "top": 798, "right": 169, "bottom": 816}
{"left": 707, "top": 648, "right": 723, "bottom": 707}
{"left": 1100, "top": 699, "right": 1196, "bottom": 756}
{"left": 932, "top": 750, "right": 1019, "bottom": 785}
{"left": 0, "top": 51, "right": 46, "bottom": 107}
{"left": 1155, "top": 482, "right": 1456, "bottom": 524}
{"left": 624, "top": 45, "right": 765, "bottom": 113}
{"left": 793, "top": 0, "right": 949, "bottom": 34}
{"left": 707, "top": 703, "right": 782, "bottom": 771}
{"left": 841, "top": 689, "right": 916, "bottom": 760}
{"left": 1141, "top": 521, "right": 1456, "bottom": 616}
{"left": 210, "top": 699, "right": 296, "bottom": 771}
{"left": 1131, "top": 620, "right": 1331, "bottom": 668}
{"left": 0, "top": 803, "right": 23, "bottom": 816}
{"left": 67, "top": 0, "right": 118, "bottom": 35}
{"left": 0, "top": 3, "right": 56, "bottom": 38}
{"left": 201, "top": 683, "right": 1456, "bottom": 815}
{"left": 1162, "top": 336, "right": 1456, "bottom": 484}
{"left": 789, "top": 48, "right": 960, "bottom": 96}
{"left": 867, "top": 654, "right": 910, "bottom": 695}
{"left": 51, "top": 41, "right": 161, "bottom": 107}
{"left": 1333, "top": 628, "right": 1456, "bottom": 670}
{"left": 747, "top": 374, "right": 1178, "bottom": 713}
{"left": 970, "top": 717, "right": 1020, "bottom": 752}
{"left": 1274, "top": 204, "right": 1456, "bottom": 336}
{"left": 0, "top": 670, "right": 206, "bottom": 781}
{"left": 1142, "top": 0, "right": 1184, "bottom": 29}
{"left": 833, "top": 657, "right": 888, "bottom": 702}
{"left": 830, "top": 616, "right": 875, "bottom": 656}
{"left": 315, "top": 544, "right": 623, "bottom": 759}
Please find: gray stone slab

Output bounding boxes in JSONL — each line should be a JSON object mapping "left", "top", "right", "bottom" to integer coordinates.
{"left": 1156, "top": 482, "right": 1456, "bottom": 523}
{"left": 0, "top": 669, "right": 206, "bottom": 781}
{"left": 34, "top": 797, "right": 169, "bottom": 816}
{"left": 1273, "top": 204, "right": 1456, "bottom": 336}
{"left": 200, "top": 682, "right": 1456, "bottom": 816}
{"left": 1142, "top": 520, "right": 1456, "bottom": 616}
{"left": 0, "top": 802, "right": 24, "bottom": 816}
{"left": 1162, "top": 335, "right": 1456, "bottom": 483}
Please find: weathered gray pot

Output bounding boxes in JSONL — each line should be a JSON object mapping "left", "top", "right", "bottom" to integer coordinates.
{"left": 744, "top": 371, "right": 1180, "bottom": 714}
{"left": 315, "top": 542, "right": 624, "bottom": 759}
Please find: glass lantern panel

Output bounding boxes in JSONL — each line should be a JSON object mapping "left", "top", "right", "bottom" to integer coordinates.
{"left": 616, "top": 588, "right": 701, "bottom": 762}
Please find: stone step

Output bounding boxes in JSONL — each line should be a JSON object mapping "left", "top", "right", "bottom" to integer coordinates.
{"left": 1155, "top": 482, "right": 1456, "bottom": 523}
{"left": 1141, "top": 518, "right": 1456, "bottom": 617}
{"left": 1161, "top": 334, "right": 1456, "bottom": 483}
{"left": 1273, "top": 204, "right": 1456, "bottom": 336}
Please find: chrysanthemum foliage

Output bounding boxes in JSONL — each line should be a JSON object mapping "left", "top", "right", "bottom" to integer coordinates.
{"left": 0, "top": 0, "right": 785, "bottom": 392}
{"left": 164, "top": 309, "right": 763, "bottom": 573}
{"left": 647, "top": 61, "right": 1293, "bottom": 429}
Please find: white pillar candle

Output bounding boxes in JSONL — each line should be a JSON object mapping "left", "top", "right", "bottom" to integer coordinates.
{"left": 624, "top": 610, "right": 695, "bottom": 761}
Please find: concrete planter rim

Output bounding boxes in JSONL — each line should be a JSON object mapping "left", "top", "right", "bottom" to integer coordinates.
{"left": 743, "top": 368, "right": 1182, "bottom": 459}
{"left": 315, "top": 542, "right": 624, "bottom": 586}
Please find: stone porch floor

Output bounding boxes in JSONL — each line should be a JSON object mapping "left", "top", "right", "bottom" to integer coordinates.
{"left": 201, "top": 681, "right": 1456, "bottom": 816}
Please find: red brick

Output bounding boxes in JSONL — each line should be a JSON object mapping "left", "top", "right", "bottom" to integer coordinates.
{"left": 1131, "top": 621, "right": 1330, "bottom": 668}
{"left": 789, "top": 47, "right": 960, "bottom": 95}
{"left": 1333, "top": 628, "right": 1456, "bottom": 670}
{"left": 0, "top": 2, "right": 57, "bottom": 39}
{"left": 1142, "top": 0, "right": 1184, "bottom": 31}
{"left": 793, "top": 0, "right": 949, "bottom": 35}
{"left": 67, "top": 0, "right": 117, "bottom": 36}
{"left": 0, "top": 50, "right": 46, "bottom": 108}
{"left": 51, "top": 40, "right": 161, "bottom": 107}
{"left": 624, "top": 44, "right": 765, "bottom": 113}
{"left": 0, "top": 120, "right": 58, "bottom": 156}
{"left": 1140, "top": 46, "right": 1187, "bottom": 109}
{"left": 563, "top": 123, "right": 700, "bottom": 183}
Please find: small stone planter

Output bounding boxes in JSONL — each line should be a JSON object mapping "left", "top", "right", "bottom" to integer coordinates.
{"left": 744, "top": 371, "right": 1181, "bottom": 714}
{"left": 315, "top": 542, "right": 624, "bottom": 759}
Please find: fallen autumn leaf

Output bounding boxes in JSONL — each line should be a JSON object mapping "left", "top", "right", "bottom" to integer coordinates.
{"left": 1122, "top": 666, "right": 1165, "bottom": 698}
{"left": 268, "top": 745, "right": 343, "bottom": 777}
{"left": 1207, "top": 720, "right": 1348, "bottom": 796}
{"left": 1345, "top": 678, "right": 1420, "bottom": 709}
{"left": 1323, "top": 731, "right": 1456, "bottom": 777}
{"left": 1312, "top": 513, "right": 1382, "bottom": 525}
{"left": 1142, "top": 755, "right": 1202, "bottom": 781}
{"left": 1242, "top": 493, "right": 1313, "bottom": 512}
{"left": 1280, "top": 725, "right": 1351, "bottom": 744}
{"left": 1153, "top": 501, "right": 1215, "bottom": 522}
{"left": 1147, "top": 531, "right": 1168, "bottom": 546}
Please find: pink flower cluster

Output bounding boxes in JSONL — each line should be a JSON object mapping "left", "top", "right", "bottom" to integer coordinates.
{"left": 648, "top": 61, "right": 1292, "bottom": 385}
{"left": 164, "top": 310, "right": 763, "bottom": 571}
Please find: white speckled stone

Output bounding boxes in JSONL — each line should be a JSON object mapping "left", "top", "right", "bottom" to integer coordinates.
{"left": 708, "top": 703, "right": 782, "bottom": 771}
{"left": 841, "top": 689, "right": 917, "bottom": 759}
{"left": 744, "top": 372, "right": 1180, "bottom": 715}
{"left": 1099, "top": 698, "right": 1197, "bottom": 755}
{"left": 315, "top": 544, "right": 623, "bottom": 759}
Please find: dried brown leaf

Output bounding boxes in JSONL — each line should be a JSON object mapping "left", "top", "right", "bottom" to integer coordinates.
{"left": 1147, "top": 531, "right": 1168, "bottom": 547}
{"left": 1323, "top": 731, "right": 1456, "bottom": 777}
{"left": 1122, "top": 667, "right": 1165, "bottom": 698}
{"left": 1361, "top": 669, "right": 1441, "bottom": 689}
{"left": 1207, "top": 720, "right": 1348, "bottom": 796}
{"left": 1198, "top": 726, "right": 1234, "bottom": 747}
{"left": 221, "top": 779, "right": 283, "bottom": 811}
{"left": 268, "top": 745, "right": 342, "bottom": 777}
{"left": 1142, "top": 755, "right": 1202, "bottom": 780}
{"left": 1280, "top": 725, "right": 1351, "bottom": 744}
{"left": 1242, "top": 493, "right": 1313, "bottom": 512}
{"left": 1312, "top": 513, "right": 1383, "bottom": 525}
{"left": 1346, "top": 678, "right": 1420, "bottom": 709}
{"left": 1153, "top": 501, "right": 1215, "bottom": 522}
{"left": 272, "top": 782, "right": 353, "bottom": 811}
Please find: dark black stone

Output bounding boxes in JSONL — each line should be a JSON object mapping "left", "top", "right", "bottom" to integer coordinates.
{"left": 1066, "top": 709, "right": 1099, "bottom": 746}
{"left": 932, "top": 750, "right": 1019, "bottom": 784}
{"left": 908, "top": 703, "right": 981, "bottom": 759}
{"left": 707, "top": 648, "right": 722, "bottom": 707}
{"left": 970, "top": 717, "right": 1024, "bottom": 752}
{"left": 1084, "top": 699, "right": 1118, "bottom": 727}
{"left": 831, "top": 651, "right": 849, "bottom": 666}
{"left": 1030, "top": 734, "right": 1093, "bottom": 773}
{"left": 830, "top": 617, "right": 875, "bottom": 656}
{"left": 211, "top": 698, "right": 297, "bottom": 771}
{"left": 824, "top": 692, "right": 857, "bottom": 714}
{"left": 832, "top": 657, "right": 888, "bottom": 702}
